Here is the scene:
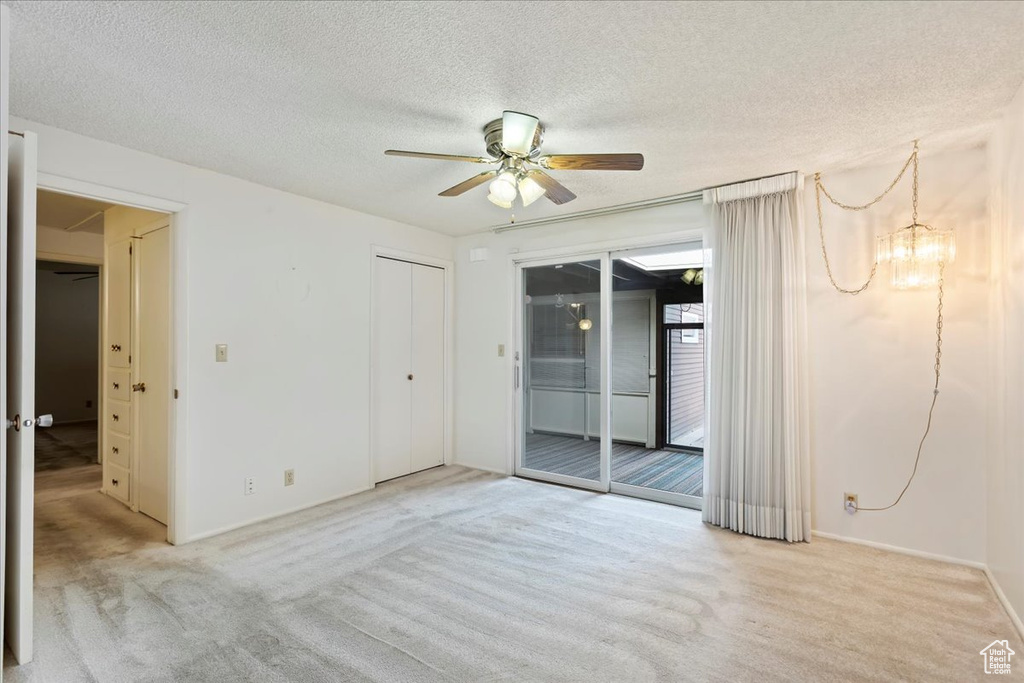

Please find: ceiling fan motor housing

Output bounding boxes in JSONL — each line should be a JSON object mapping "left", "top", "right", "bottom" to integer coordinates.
{"left": 484, "top": 118, "right": 544, "bottom": 159}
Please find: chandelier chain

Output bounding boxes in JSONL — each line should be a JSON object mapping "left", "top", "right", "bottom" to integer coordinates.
{"left": 814, "top": 141, "right": 919, "bottom": 296}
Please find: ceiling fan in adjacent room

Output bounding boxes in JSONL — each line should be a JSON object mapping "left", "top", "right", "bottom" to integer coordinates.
{"left": 384, "top": 111, "right": 644, "bottom": 208}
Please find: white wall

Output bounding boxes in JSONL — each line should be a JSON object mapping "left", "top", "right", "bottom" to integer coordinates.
{"left": 987, "top": 82, "right": 1024, "bottom": 624}
{"left": 454, "top": 143, "right": 992, "bottom": 563}
{"left": 806, "top": 145, "right": 990, "bottom": 563}
{"left": 12, "top": 116, "right": 454, "bottom": 542}
{"left": 35, "top": 264, "right": 98, "bottom": 424}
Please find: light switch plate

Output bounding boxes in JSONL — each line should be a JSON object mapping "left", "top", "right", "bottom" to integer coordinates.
{"left": 498, "top": 344, "right": 505, "bottom": 357}
{"left": 216, "top": 344, "right": 228, "bottom": 362}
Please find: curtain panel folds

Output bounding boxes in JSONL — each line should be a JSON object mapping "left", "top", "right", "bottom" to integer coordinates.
{"left": 702, "top": 173, "right": 812, "bottom": 542}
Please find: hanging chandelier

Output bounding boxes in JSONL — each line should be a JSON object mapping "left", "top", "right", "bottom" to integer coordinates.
{"left": 816, "top": 140, "right": 955, "bottom": 291}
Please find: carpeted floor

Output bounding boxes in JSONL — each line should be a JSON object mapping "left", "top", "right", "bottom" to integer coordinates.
{"left": 6, "top": 464, "right": 1019, "bottom": 682}
{"left": 524, "top": 433, "right": 703, "bottom": 496}
{"left": 35, "top": 422, "right": 99, "bottom": 471}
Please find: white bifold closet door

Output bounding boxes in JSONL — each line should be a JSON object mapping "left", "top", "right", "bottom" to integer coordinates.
{"left": 372, "top": 257, "right": 444, "bottom": 483}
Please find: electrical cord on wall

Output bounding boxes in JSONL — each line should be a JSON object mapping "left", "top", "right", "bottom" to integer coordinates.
{"left": 852, "top": 261, "right": 944, "bottom": 511}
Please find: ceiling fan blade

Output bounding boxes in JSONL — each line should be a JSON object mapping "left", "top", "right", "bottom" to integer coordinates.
{"left": 385, "top": 150, "right": 493, "bottom": 164}
{"left": 529, "top": 170, "right": 577, "bottom": 205}
{"left": 538, "top": 153, "right": 644, "bottom": 171}
{"left": 501, "top": 111, "right": 540, "bottom": 156}
{"left": 438, "top": 170, "right": 499, "bottom": 197}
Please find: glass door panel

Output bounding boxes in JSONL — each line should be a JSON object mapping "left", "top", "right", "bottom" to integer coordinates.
{"left": 519, "top": 259, "right": 604, "bottom": 488}
{"left": 609, "top": 245, "right": 703, "bottom": 508}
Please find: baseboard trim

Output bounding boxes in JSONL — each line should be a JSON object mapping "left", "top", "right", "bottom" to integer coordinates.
{"left": 181, "top": 484, "right": 373, "bottom": 544}
{"left": 811, "top": 530, "right": 986, "bottom": 570}
{"left": 984, "top": 567, "right": 1024, "bottom": 642}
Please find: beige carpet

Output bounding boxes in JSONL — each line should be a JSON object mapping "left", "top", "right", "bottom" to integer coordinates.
{"left": 6, "top": 465, "right": 1020, "bottom": 682}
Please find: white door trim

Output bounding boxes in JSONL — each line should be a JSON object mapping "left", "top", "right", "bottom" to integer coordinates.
{"left": 36, "top": 173, "right": 186, "bottom": 214}
{"left": 36, "top": 173, "right": 185, "bottom": 546}
{"left": 368, "top": 246, "right": 454, "bottom": 490}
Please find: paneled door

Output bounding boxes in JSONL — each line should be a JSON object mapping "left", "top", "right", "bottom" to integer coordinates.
{"left": 1, "top": 9, "right": 10, "bottom": 673}
{"left": 136, "top": 226, "right": 170, "bottom": 524}
{"left": 371, "top": 256, "right": 446, "bottom": 483}
{"left": 5, "top": 130, "right": 38, "bottom": 664}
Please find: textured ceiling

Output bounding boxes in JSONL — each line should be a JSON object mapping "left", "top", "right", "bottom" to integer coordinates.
{"left": 7, "top": 1, "right": 1024, "bottom": 236}
{"left": 37, "top": 189, "right": 112, "bottom": 233}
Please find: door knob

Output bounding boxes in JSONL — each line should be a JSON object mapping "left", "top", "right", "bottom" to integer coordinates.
{"left": 132, "top": 382, "right": 146, "bottom": 393}
{"left": 15, "top": 414, "right": 52, "bottom": 429}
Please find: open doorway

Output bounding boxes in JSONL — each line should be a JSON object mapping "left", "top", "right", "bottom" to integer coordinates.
{"left": 33, "top": 189, "right": 172, "bottom": 528}
{"left": 34, "top": 259, "right": 102, "bottom": 503}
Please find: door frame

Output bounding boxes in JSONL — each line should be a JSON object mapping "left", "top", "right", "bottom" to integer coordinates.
{"left": 35, "top": 173, "right": 186, "bottom": 544}
{"left": 368, "top": 245, "right": 454, "bottom": 490}
{"left": 508, "top": 230, "right": 706, "bottom": 510}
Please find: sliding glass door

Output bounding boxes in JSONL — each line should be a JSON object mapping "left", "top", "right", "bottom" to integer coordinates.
{"left": 515, "top": 243, "right": 704, "bottom": 510}
{"left": 517, "top": 255, "right": 608, "bottom": 491}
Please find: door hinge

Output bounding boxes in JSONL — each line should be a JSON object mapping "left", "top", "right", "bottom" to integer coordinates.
{"left": 174, "top": 389, "right": 179, "bottom": 399}
{"left": 129, "top": 244, "right": 133, "bottom": 255}
{"left": 128, "top": 354, "right": 132, "bottom": 364}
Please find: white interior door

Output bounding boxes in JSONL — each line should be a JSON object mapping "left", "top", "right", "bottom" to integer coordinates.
{"left": 409, "top": 264, "right": 445, "bottom": 473}
{"left": 137, "top": 226, "right": 170, "bottom": 524}
{"left": 5, "top": 130, "right": 37, "bottom": 665}
{"left": 1, "top": 7, "right": 11, "bottom": 672}
{"left": 372, "top": 257, "right": 413, "bottom": 483}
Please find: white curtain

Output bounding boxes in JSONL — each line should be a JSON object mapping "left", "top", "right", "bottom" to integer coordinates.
{"left": 702, "top": 173, "right": 812, "bottom": 542}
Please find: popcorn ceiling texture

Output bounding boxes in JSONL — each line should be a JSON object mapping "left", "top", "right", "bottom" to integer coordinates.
{"left": 6, "top": 0, "right": 1024, "bottom": 235}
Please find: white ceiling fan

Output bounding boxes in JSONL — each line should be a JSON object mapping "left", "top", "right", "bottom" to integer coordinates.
{"left": 385, "top": 111, "right": 644, "bottom": 208}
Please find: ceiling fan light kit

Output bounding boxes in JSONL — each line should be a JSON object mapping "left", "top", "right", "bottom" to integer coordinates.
{"left": 385, "top": 110, "right": 644, "bottom": 209}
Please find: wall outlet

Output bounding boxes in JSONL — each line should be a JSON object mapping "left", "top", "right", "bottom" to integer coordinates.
{"left": 85, "top": 399, "right": 93, "bottom": 408}
{"left": 844, "top": 492, "right": 858, "bottom": 514}
{"left": 284, "top": 469, "right": 295, "bottom": 487}
{"left": 244, "top": 476, "right": 255, "bottom": 496}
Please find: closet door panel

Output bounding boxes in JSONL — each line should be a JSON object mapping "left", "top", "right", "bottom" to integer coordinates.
{"left": 410, "top": 264, "right": 445, "bottom": 473}
{"left": 372, "top": 258, "right": 413, "bottom": 483}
